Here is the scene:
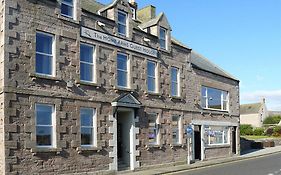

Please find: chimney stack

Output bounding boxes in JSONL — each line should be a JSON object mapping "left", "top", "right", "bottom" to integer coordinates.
{"left": 137, "top": 5, "right": 156, "bottom": 23}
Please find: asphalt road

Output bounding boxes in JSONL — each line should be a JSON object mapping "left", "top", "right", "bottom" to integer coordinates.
{"left": 166, "top": 152, "right": 281, "bottom": 175}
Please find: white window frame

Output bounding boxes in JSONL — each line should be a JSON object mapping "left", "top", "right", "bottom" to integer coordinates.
{"left": 61, "top": 0, "right": 75, "bottom": 19}
{"left": 117, "top": 53, "right": 129, "bottom": 88}
{"left": 80, "top": 43, "right": 96, "bottom": 83}
{"left": 201, "top": 86, "right": 229, "bottom": 111}
{"left": 130, "top": 7, "right": 136, "bottom": 20}
{"left": 160, "top": 27, "right": 167, "bottom": 50}
{"left": 148, "top": 113, "right": 160, "bottom": 145}
{"left": 118, "top": 10, "right": 127, "bottom": 36}
{"left": 35, "top": 104, "right": 56, "bottom": 148}
{"left": 35, "top": 32, "right": 55, "bottom": 77}
{"left": 171, "top": 67, "right": 180, "bottom": 97}
{"left": 80, "top": 108, "right": 97, "bottom": 147}
{"left": 204, "top": 125, "right": 230, "bottom": 146}
{"left": 172, "top": 116, "right": 182, "bottom": 145}
{"left": 147, "top": 60, "right": 158, "bottom": 93}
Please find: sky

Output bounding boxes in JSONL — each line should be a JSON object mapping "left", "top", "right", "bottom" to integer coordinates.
{"left": 97, "top": 0, "right": 281, "bottom": 111}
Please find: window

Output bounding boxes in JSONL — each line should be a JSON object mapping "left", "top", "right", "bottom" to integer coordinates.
{"left": 171, "top": 67, "right": 180, "bottom": 97}
{"left": 172, "top": 116, "right": 181, "bottom": 144}
{"left": 80, "top": 108, "right": 96, "bottom": 147}
{"left": 201, "top": 86, "right": 229, "bottom": 111}
{"left": 36, "top": 32, "right": 54, "bottom": 76}
{"left": 147, "top": 61, "right": 157, "bottom": 93}
{"left": 130, "top": 7, "right": 136, "bottom": 20}
{"left": 118, "top": 10, "right": 127, "bottom": 36}
{"left": 160, "top": 27, "right": 167, "bottom": 49}
{"left": 148, "top": 113, "right": 160, "bottom": 145}
{"left": 80, "top": 44, "right": 95, "bottom": 82}
{"left": 117, "top": 53, "right": 128, "bottom": 88}
{"left": 204, "top": 126, "right": 229, "bottom": 145}
{"left": 35, "top": 104, "right": 55, "bottom": 147}
{"left": 61, "top": 0, "right": 74, "bottom": 18}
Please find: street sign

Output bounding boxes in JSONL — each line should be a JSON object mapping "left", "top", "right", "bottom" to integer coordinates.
{"left": 186, "top": 125, "right": 193, "bottom": 136}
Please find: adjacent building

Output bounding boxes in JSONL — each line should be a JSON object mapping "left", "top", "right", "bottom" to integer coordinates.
{"left": 0, "top": 0, "right": 240, "bottom": 174}
{"left": 240, "top": 99, "right": 268, "bottom": 127}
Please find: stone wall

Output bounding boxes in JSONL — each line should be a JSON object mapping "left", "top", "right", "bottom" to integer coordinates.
{"left": 1, "top": 0, "right": 240, "bottom": 174}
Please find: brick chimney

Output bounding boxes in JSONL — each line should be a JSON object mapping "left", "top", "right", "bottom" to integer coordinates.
{"left": 137, "top": 5, "right": 156, "bottom": 22}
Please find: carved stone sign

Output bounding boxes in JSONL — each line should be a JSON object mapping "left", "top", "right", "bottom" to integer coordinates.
{"left": 81, "top": 27, "right": 158, "bottom": 58}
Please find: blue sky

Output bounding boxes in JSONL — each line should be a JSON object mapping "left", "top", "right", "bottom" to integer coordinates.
{"left": 98, "top": 0, "right": 281, "bottom": 110}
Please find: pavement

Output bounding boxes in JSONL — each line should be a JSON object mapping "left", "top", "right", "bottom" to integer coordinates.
{"left": 118, "top": 146, "right": 281, "bottom": 175}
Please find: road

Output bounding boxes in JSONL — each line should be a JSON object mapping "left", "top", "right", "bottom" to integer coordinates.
{"left": 166, "top": 152, "right": 281, "bottom": 175}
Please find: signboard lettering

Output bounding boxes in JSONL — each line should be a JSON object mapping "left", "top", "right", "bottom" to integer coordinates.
{"left": 81, "top": 27, "right": 158, "bottom": 58}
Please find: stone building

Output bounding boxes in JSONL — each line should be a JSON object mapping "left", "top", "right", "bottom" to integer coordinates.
{"left": 240, "top": 99, "right": 268, "bottom": 127}
{"left": 0, "top": 0, "right": 240, "bottom": 174}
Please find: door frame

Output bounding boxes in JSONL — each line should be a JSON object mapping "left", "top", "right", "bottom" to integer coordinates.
{"left": 116, "top": 108, "right": 137, "bottom": 171}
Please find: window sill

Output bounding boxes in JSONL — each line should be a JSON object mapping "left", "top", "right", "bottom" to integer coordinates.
{"left": 170, "top": 143, "right": 184, "bottom": 148}
{"left": 30, "top": 73, "right": 61, "bottom": 82}
{"left": 114, "top": 86, "right": 135, "bottom": 92}
{"left": 145, "top": 144, "right": 162, "bottom": 150}
{"left": 145, "top": 91, "right": 162, "bottom": 97}
{"left": 58, "top": 14, "right": 79, "bottom": 25}
{"left": 201, "top": 108, "right": 229, "bottom": 115}
{"left": 169, "top": 95, "right": 182, "bottom": 100}
{"left": 205, "top": 144, "right": 230, "bottom": 149}
{"left": 76, "top": 80, "right": 100, "bottom": 87}
{"left": 159, "top": 48, "right": 170, "bottom": 54}
{"left": 76, "top": 146, "right": 102, "bottom": 153}
{"left": 31, "top": 147, "right": 62, "bottom": 154}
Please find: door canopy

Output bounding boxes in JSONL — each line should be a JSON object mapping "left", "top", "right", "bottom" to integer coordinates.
{"left": 111, "top": 93, "right": 142, "bottom": 108}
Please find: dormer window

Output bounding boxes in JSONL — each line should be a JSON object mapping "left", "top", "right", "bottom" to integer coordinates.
{"left": 118, "top": 10, "right": 127, "bottom": 36}
{"left": 61, "top": 0, "right": 74, "bottom": 19}
{"left": 130, "top": 7, "right": 136, "bottom": 20}
{"left": 160, "top": 27, "right": 167, "bottom": 50}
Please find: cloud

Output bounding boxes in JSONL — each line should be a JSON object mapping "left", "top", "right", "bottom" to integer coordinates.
{"left": 241, "top": 89, "right": 281, "bottom": 111}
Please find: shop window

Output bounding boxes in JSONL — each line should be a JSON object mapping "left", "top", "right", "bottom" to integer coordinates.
{"left": 204, "top": 125, "right": 229, "bottom": 145}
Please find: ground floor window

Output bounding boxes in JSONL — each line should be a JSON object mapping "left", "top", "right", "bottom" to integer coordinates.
{"left": 80, "top": 108, "right": 96, "bottom": 147}
{"left": 35, "top": 104, "right": 55, "bottom": 147}
{"left": 172, "top": 116, "right": 181, "bottom": 144}
{"left": 148, "top": 113, "right": 160, "bottom": 145}
{"left": 204, "top": 125, "right": 229, "bottom": 145}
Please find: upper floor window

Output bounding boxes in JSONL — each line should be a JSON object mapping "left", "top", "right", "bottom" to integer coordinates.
{"left": 80, "top": 44, "right": 95, "bottom": 83}
{"left": 117, "top": 53, "right": 129, "bottom": 88}
{"left": 172, "top": 116, "right": 182, "bottom": 144}
{"left": 171, "top": 67, "right": 180, "bottom": 97}
{"left": 204, "top": 126, "right": 229, "bottom": 145}
{"left": 36, "top": 32, "right": 54, "bottom": 76}
{"left": 80, "top": 108, "right": 96, "bottom": 147}
{"left": 147, "top": 61, "right": 157, "bottom": 93}
{"left": 61, "top": 0, "right": 74, "bottom": 18}
{"left": 35, "top": 104, "right": 56, "bottom": 147}
{"left": 130, "top": 7, "right": 136, "bottom": 20}
{"left": 118, "top": 10, "right": 127, "bottom": 36}
{"left": 160, "top": 27, "right": 167, "bottom": 50}
{"left": 201, "top": 86, "right": 229, "bottom": 111}
{"left": 148, "top": 113, "right": 160, "bottom": 145}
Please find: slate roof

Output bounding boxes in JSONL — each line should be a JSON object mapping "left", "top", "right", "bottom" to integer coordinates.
{"left": 81, "top": 0, "right": 105, "bottom": 13}
{"left": 191, "top": 51, "right": 238, "bottom": 81}
{"left": 240, "top": 103, "right": 262, "bottom": 115}
{"left": 80, "top": 1, "right": 238, "bottom": 81}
